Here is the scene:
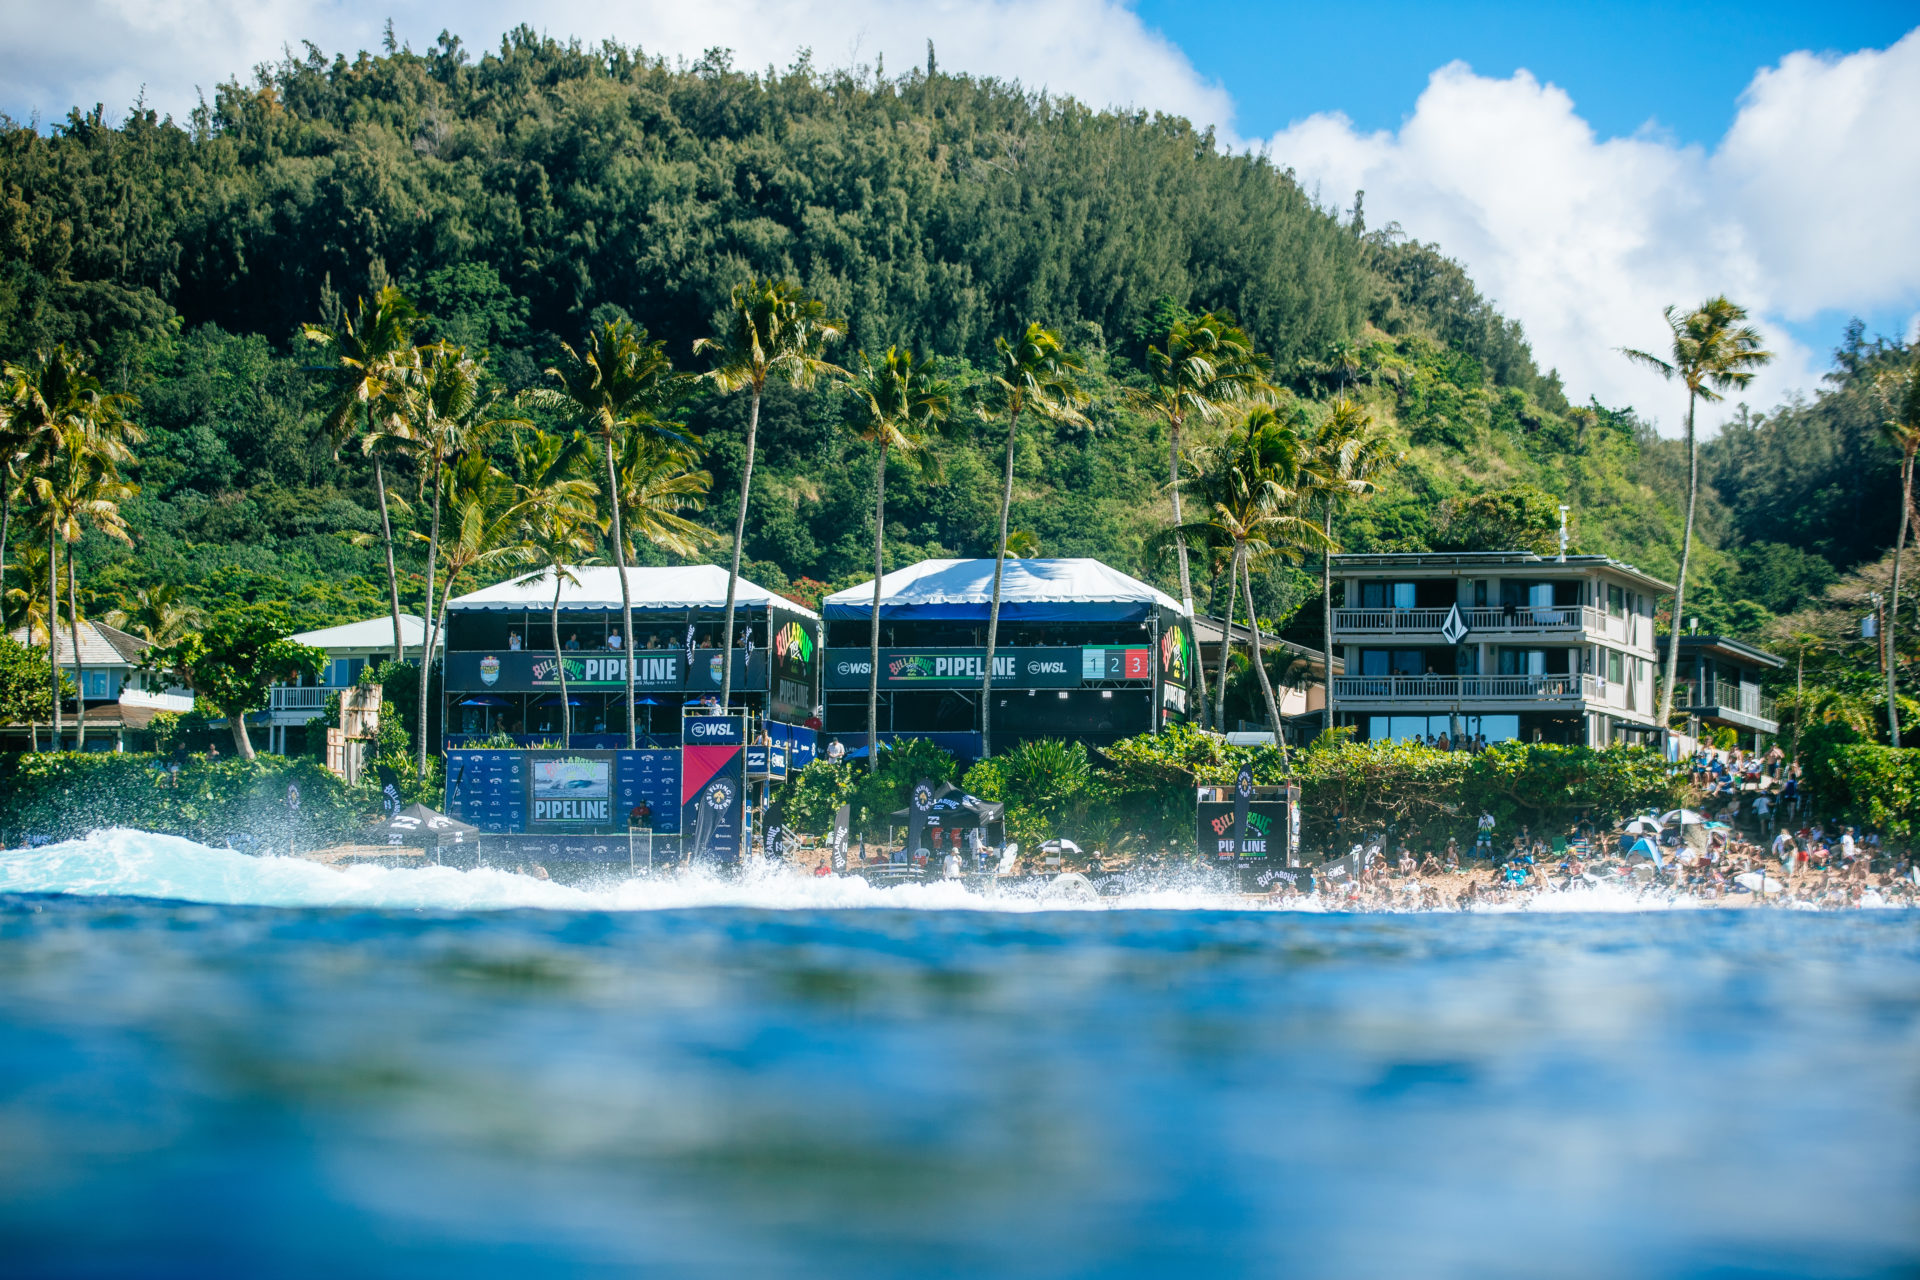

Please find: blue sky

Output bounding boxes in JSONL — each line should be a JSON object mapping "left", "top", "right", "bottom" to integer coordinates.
{"left": 1138, "top": 0, "right": 1917, "bottom": 144}
{"left": 3, "top": 0, "right": 1916, "bottom": 424}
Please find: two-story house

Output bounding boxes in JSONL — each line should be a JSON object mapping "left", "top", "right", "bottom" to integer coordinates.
{"left": 5, "top": 620, "right": 194, "bottom": 750}
{"left": 261, "top": 615, "right": 435, "bottom": 754}
{"left": 1655, "top": 634, "right": 1783, "bottom": 745}
{"left": 1328, "top": 551, "right": 1672, "bottom": 747}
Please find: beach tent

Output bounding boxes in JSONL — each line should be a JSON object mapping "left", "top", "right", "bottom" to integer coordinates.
{"left": 378, "top": 803, "right": 478, "bottom": 848}
{"left": 448, "top": 564, "right": 820, "bottom": 618}
{"left": 823, "top": 557, "right": 1185, "bottom": 623}
{"left": 1660, "top": 809, "right": 1706, "bottom": 826}
{"left": 887, "top": 781, "right": 1005, "bottom": 829}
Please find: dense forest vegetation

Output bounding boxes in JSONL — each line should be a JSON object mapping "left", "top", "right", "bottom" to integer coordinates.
{"left": 0, "top": 27, "right": 1911, "bottom": 706}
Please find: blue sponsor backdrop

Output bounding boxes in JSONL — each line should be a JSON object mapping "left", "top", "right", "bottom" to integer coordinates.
{"left": 446, "top": 749, "right": 681, "bottom": 835}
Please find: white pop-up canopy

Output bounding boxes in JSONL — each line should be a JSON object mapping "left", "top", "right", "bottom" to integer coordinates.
{"left": 823, "top": 558, "right": 1183, "bottom": 623}
{"left": 447, "top": 566, "right": 820, "bottom": 620}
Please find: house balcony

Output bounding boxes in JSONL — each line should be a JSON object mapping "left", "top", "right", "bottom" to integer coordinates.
{"left": 266, "top": 684, "right": 343, "bottom": 724}
{"left": 1679, "top": 680, "right": 1778, "bottom": 735}
{"left": 1332, "top": 605, "right": 1639, "bottom": 645}
{"left": 1333, "top": 672, "right": 1638, "bottom": 709}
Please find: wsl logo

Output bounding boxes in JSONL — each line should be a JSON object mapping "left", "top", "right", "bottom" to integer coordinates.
{"left": 1025, "top": 659, "right": 1067, "bottom": 675}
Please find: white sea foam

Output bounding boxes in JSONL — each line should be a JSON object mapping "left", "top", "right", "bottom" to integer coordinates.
{"left": 1, "top": 828, "right": 1894, "bottom": 914}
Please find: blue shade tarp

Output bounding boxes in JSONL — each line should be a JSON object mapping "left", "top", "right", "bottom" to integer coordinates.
{"left": 457, "top": 695, "right": 511, "bottom": 707}
{"left": 823, "top": 558, "right": 1185, "bottom": 623}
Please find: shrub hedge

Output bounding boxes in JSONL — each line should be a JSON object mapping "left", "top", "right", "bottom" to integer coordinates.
{"left": 0, "top": 752, "right": 369, "bottom": 846}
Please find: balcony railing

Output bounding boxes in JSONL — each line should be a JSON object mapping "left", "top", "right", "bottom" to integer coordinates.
{"left": 1333, "top": 605, "right": 1636, "bottom": 641}
{"left": 268, "top": 685, "right": 338, "bottom": 714}
{"left": 1332, "top": 673, "right": 1602, "bottom": 703}
{"left": 1681, "top": 680, "right": 1777, "bottom": 723}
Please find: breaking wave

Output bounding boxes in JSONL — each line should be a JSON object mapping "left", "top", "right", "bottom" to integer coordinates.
{"left": 2, "top": 828, "right": 1903, "bottom": 913}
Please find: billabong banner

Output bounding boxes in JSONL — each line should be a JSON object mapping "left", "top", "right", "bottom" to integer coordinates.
{"left": 822, "top": 647, "right": 1148, "bottom": 689}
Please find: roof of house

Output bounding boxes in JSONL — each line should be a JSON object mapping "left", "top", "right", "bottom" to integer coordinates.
{"left": 1330, "top": 551, "right": 1674, "bottom": 594}
{"left": 1191, "top": 614, "right": 1343, "bottom": 675}
{"left": 291, "top": 614, "right": 431, "bottom": 652}
{"left": 823, "top": 558, "right": 1184, "bottom": 623}
{"left": 8, "top": 620, "right": 149, "bottom": 667}
{"left": 1655, "top": 634, "right": 1787, "bottom": 669}
{"left": 446, "top": 565, "right": 820, "bottom": 620}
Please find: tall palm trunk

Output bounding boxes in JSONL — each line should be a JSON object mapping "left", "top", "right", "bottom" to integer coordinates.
{"left": 1240, "top": 547, "right": 1288, "bottom": 766}
{"left": 373, "top": 455, "right": 405, "bottom": 668}
{"left": 604, "top": 433, "right": 637, "bottom": 747}
{"left": 0, "top": 473, "right": 11, "bottom": 598}
{"left": 1321, "top": 501, "right": 1336, "bottom": 742}
{"left": 867, "top": 438, "right": 889, "bottom": 773}
{"left": 47, "top": 520, "right": 60, "bottom": 747}
{"left": 1213, "top": 547, "right": 1237, "bottom": 732}
{"left": 1168, "top": 415, "right": 1211, "bottom": 731}
{"left": 719, "top": 389, "right": 761, "bottom": 710}
{"left": 66, "top": 540, "right": 84, "bottom": 750}
{"left": 982, "top": 407, "right": 1020, "bottom": 759}
{"left": 1657, "top": 391, "right": 1699, "bottom": 733}
{"left": 552, "top": 570, "right": 571, "bottom": 743}
{"left": 416, "top": 457, "right": 443, "bottom": 771}
{"left": 1887, "top": 448, "right": 1913, "bottom": 745}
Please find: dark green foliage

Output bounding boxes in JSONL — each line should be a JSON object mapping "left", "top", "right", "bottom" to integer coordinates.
{"left": 782, "top": 736, "right": 960, "bottom": 839}
{"left": 0, "top": 752, "right": 364, "bottom": 844}
{"left": 1086, "top": 728, "right": 1682, "bottom": 853}
{"left": 0, "top": 637, "right": 62, "bottom": 723}
{"left": 1435, "top": 484, "right": 1563, "bottom": 554}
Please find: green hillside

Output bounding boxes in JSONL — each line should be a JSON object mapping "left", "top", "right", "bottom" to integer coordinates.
{"left": 0, "top": 29, "right": 1905, "bottom": 662}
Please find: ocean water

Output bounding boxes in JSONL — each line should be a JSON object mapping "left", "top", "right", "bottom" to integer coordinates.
{"left": 1, "top": 831, "right": 1916, "bottom": 1278}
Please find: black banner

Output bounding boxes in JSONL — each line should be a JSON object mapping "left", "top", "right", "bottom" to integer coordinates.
{"left": 1198, "top": 800, "right": 1289, "bottom": 859}
{"left": 823, "top": 647, "right": 1147, "bottom": 690}
{"left": 906, "top": 778, "right": 935, "bottom": 864}
{"left": 445, "top": 649, "right": 765, "bottom": 692}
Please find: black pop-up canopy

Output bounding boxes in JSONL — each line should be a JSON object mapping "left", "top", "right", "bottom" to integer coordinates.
{"left": 379, "top": 803, "right": 479, "bottom": 847}
{"left": 888, "top": 782, "right": 1005, "bottom": 829}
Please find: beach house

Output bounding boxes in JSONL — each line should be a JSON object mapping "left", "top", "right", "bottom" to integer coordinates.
{"left": 1327, "top": 551, "right": 1672, "bottom": 746}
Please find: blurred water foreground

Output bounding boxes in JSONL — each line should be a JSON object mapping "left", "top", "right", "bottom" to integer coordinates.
{"left": 0, "top": 830, "right": 1916, "bottom": 1278}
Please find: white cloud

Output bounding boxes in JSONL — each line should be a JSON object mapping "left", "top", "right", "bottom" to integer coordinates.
{"left": 1267, "top": 30, "right": 1920, "bottom": 431}
{"left": 0, "top": 0, "right": 1233, "bottom": 138}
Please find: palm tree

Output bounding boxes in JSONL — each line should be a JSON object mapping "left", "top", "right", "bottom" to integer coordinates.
{"left": 1623, "top": 297, "right": 1772, "bottom": 731}
{"left": 534, "top": 320, "right": 696, "bottom": 746}
{"left": 1129, "top": 312, "right": 1267, "bottom": 730}
{"left": 605, "top": 431, "right": 716, "bottom": 738}
{"left": 398, "top": 343, "right": 527, "bottom": 769}
{"left": 305, "top": 286, "right": 420, "bottom": 668}
{"left": 105, "top": 584, "right": 204, "bottom": 646}
{"left": 1002, "top": 530, "right": 1041, "bottom": 558}
{"left": 1163, "top": 409, "right": 1328, "bottom": 759}
{"left": 979, "top": 323, "right": 1088, "bottom": 758}
{"left": 846, "top": 347, "right": 953, "bottom": 771}
{"left": 423, "top": 452, "right": 539, "bottom": 741}
{"left": 37, "top": 442, "right": 137, "bottom": 748}
{"left": 695, "top": 279, "right": 846, "bottom": 709}
{"left": 1308, "top": 398, "right": 1395, "bottom": 738}
{"left": 514, "top": 430, "right": 603, "bottom": 744}
{"left": 1875, "top": 356, "right": 1920, "bottom": 744}
{"left": 9, "top": 349, "right": 139, "bottom": 749}
{"left": 3, "top": 543, "right": 51, "bottom": 643}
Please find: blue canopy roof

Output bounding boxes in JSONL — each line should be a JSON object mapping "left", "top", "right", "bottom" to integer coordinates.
{"left": 823, "top": 558, "right": 1185, "bottom": 623}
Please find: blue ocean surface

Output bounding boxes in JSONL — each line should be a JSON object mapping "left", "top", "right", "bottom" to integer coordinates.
{"left": 1, "top": 830, "right": 1916, "bottom": 1278}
